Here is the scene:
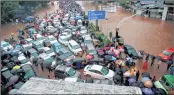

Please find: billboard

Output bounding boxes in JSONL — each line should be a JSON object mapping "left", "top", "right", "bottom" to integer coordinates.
{"left": 88, "top": 11, "right": 106, "bottom": 20}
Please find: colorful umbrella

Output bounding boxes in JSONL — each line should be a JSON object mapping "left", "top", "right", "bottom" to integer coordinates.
{"left": 128, "top": 77, "right": 136, "bottom": 84}
{"left": 116, "top": 60, "right": 125, "bottom": 66}
{"left": 13, "top": 65, "right": 21, "bottom": 70}
{"left": 85, "top": 54, "right": 94, "bottom": 60}
{"left": 142, "top": 77, "right": 150, "bottom": 83}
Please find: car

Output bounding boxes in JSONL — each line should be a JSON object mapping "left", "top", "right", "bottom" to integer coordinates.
{"left": 154, "top": 75, "right": 174, "bottom": 95}
{"left": 27, "top": 48, "right": 39, "bottom": 59}
{"left": 21, "top": 64, "right": 36, "bottom": 80}
{"left": 158, "top": 48, "right": 174, "bottom": 61}
{"left": 25, "top": 38, "right": 34, "bottom": 47}
{"left": 22, "top": 44, "right": 32, "bottom": 52}
{"left": 35, "top": 34, "right": 46, "bottom": 43}
{"left": 54, "top": 65, "right": 80, "bottom": 79}
{"left": 80, "top": 26, "right": 88, "bottom": 38}
{"left": 1, "top": 41, "right": 13, "bottom": 51}
{"left": 124, "top": 45, "right": 138, "bottom": 59}
{"left": 46, "top": 26, "right": 57, "bottom": 33}
{"left": 46, "top": 35, "right": 57, "bottom": 45}
{"left": 64, "top": 77, "right": 84, "bottom": 83}
{"left": 84, "top": 64, "right": 115, "bottom": 80}
{"left": 77, "top": 20, "right": 82, "bottom": 26}
{"left": 57, "top": 52, "right": 75, "bottom": 62}
{"left": 18, "top": 55, "right": 32, "bottom": 66}
{"left": 43, "top": 47, "right": 56, "bottom": 58}
{"left": 53, "top": 19, "right": 61, "bottom": 28}
{"left": 39, "top": 53, "right": 56, "bottom": 68}
{"left": 93, "top": 79, "right": 115, "bottom": 85}
{"left": 84, "top": 36, "right": 93, "bottom": 47}
{"left": 32, "top": 41, "right": 44, "bottom": 52}
{"left": 62, "top": 17, "right": 69, "bottom": 24}
{"left": 24, "top": 24, "right": 34, "bottom": 30}
{"left": 52, "top": 42, "right": 69, "bottom": 55}
{"left": 58, "top": 35, "right": 69, "bottom": 46}
{"left": 86, "top": 44, "right": 97, "bottom": 55}
{"left": 68, "top": 40, "right": 83, "bottom": 55}
{"left": 5, "top": 49, "right": 23, "bottom": 56}
{"left": 69, "top": 17, "right": 76, "bottom": 25}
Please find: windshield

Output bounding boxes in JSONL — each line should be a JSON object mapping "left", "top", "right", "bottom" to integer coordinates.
{"left": 100, "top": 67, "right": 109, "bottom": 75}
{"left": 21, "top": 59, "right": 28, "bottom": 64}
{"left": 163, "top": 50, "right": 171, "bottom": 56}
{"left": 50, "top": 37, "right": 56, "bottom": 41}
{"left": 67, "top": 68, "right": 76, "bottom": 76}
{"left": 72, "top": 45, "right": 80, "bottom": 49}
{"left": 46, "top": 50, "right": 53, "bottom": 54}
{"left": 88, "top": 49, "right": 97, "bottom": 54}
{"left": 46, "top": 58, "right": 53, "bottom": 63}
{"left": 2, "top": 43, "right": 9, "bottom": 47}
{"left": 61, "top": 37, "right": 68, "bottom": 41}
{"left": 37, "top": 37, "right": 44, "bottom": 41}
{"left": 32, "top": 52, "right": 38, "bottom": 57}
{"left": 37, "top": 44, "right": 43, "bottom": 48}
{"left": 85, "top": 40, "right": 92, "bottom": 44}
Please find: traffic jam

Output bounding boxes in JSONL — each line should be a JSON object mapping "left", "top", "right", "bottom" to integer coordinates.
{"left": 1, "top": 0, "right": 174, "bottom": 95}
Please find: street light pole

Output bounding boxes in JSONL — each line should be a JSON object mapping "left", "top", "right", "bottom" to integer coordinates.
{"left": 106, "top": 18, "right": 108, "bottom": 38}
{"left": 95, "top": 0, "right": 99, "bottom": 31}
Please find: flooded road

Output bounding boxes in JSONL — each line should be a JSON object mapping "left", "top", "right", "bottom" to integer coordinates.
{"left": 1, "top": 1, "right": 173, "bottom": 79}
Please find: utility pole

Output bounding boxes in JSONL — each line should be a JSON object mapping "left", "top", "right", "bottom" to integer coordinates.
{"left": 95, "top": 0, "right": 99, "bottom": 31}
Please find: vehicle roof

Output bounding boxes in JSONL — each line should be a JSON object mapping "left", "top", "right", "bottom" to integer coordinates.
{"left": 1, "top": 41, "right": 8, "bottom": 44}
{"left": 47, "top": 35, "right": 55, "bottom": 38}
{"left": 167, "top": 48, "right": 174, "bottom": 53}
{"left": 39, "top": 53, "right": 49, "bottom": 59}
{"left": 22, "top": 44, "right": 31, "bottom": 48}
{"left": 87, "top": 44, "right": 95, "bottom": 50}
{"left": 163, "top": 75, "right": 174, "bottom": 85}
{"left": 69, "top": 40, "right": 78, "bottom": 45}
{"left": 53, "top": 42, "right": 61, "bottom": 46}
{"left": 26, "top": 38, "right": 33, "bottom": 41}
{"left": 18, "top": 56, "right": 26, "bottom": 60}
{"left": 85, "top": 36, "right": 92, "bottom": 40}
{"left": 90, "top": 64, "right": 102, "bottom": 71}
{"left": 43, "top": 47, "right": 50, "bottom": 51}
{"left": 28, "top": 48, "right": 37, "bottom": 53}
{"left": 64, "top": 77, "right": 77, "bottom": 82}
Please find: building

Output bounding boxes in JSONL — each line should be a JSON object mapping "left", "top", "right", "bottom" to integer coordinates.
{"left": 15, "top": 77, "right": 142, "bottom": 94}
{"left": 119, "top": 0, "right": 174, "bottom": 20}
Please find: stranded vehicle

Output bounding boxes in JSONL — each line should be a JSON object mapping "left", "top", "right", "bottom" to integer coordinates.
{"left": 158, "top": 48, "right": 174, "bottom": 61}
{"left": 154, "top": 75, "right": 174, "bottom": 95}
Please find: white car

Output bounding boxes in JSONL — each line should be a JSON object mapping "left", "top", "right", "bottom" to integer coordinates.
{"left": 43, "top": 47, "right": 56, "bottom": 57}
{"left": 46, "top": 26, "right": 57, "bottom": 33}
{"left": 39, "top": 53, "right": 56, "bottom": 67}
{"left": 80, "top": 26, "right": 88, "bottom": 38}
{"left": 64, "top": 77, "right": 84, "bottom": 82}
{"left": 47, "top": 35, "right": 57, "bottom": 45}
{"left": 68, "top": 40, "right": 82, "bottom": 55}
{"left": 18, "top": 55, "right": 32, "bottom": 66}
{"left": 1, "top": 41, "right": 13, "bottom": 51}
{"left": 84, "top": 64, "right": 115, "bottom": 80}
{"left": 58, "top": 35, "right": 69, "bottom": 46}
{"left": 35, "top": 34, "right": 45, "bottom": 43}
{"left": 25, "top": 38, "right": 34, "bottom": 47}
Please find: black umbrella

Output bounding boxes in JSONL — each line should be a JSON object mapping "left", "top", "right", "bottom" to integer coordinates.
{"left": 6, "top": 62, "right": 15, "bottom": 69}
{"left": 5, "top": 75, "right": 19, "bottom": 88}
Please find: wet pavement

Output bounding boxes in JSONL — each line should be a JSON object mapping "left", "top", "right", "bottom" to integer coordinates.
{"left": 1, "top": 1, "right": 174, "bottom": 80}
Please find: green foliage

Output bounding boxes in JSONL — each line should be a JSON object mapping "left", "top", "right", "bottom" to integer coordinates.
{"left": 1, "top": 1, "right": 20, "bottom": 23}
{"left": 119, "top": 1, "right": 129, "bottom": 7}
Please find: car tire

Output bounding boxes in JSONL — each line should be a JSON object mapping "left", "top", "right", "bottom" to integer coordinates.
{"left": 86, "top": 74, "right": 91, "bottom": 78}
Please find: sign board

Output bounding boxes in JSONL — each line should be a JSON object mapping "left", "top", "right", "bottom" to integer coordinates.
{"left": 88, "top": 11, "right": 106, "bottom": 20}
{"left": 140, "top": 0, "right": 164, "bottom": 8}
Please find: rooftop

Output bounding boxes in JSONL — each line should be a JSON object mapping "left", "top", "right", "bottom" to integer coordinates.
{"left": 16, "top": 77, "right": 142, "bottom": 94}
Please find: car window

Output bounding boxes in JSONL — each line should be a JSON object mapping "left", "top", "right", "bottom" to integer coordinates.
{"left": 49, "top": 37, "right": 56, "bottom": 41}
{"left": 46, "top": 49, "right": 53, "bottom": 54}
{"left": 67, "top": 68, "right": 76, "bottom": 76}
{"left": 163, "top": 50, "right": 171, "bottom": 56}
{"left": 95, "top": 71, "right": 103, "bottom": 75}
{"left": 89, "top": 70, "right": 96, "bottom": 73}
{"left": 21, "top": 59, "right": 28, "bottom": 64}
{"left": 32, "top": 52, "right": 38, "bottom": 57}
{"left": 2, "top": 43, "right": 9, "bottom": 47}
{"left": 37, "top": 44, "right": 43, "bottom": 48}
{"left": 100, "top": 67, "right": 109, "bottom": 75}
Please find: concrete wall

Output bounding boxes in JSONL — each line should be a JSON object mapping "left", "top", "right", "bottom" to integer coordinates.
{"left": 16, "top": 77, "right": 142, "bottom": 94}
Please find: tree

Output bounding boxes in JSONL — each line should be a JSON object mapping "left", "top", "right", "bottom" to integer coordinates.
{"left": 1, "top": 1, "right": 20, "bottom": 24}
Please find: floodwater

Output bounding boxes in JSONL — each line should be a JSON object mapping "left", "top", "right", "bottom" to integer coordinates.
{"left": 1, "top": 1, "right": 174, "bottom": 79}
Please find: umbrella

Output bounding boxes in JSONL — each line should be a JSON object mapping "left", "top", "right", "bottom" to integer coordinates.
{"left": 5, "top": 75, "right": 19, "bottom": 88}
{"left": 142, "top": 72, "right": 150, "bottom": 78}
{"left": 13, "top": 65, "right": 21, "bottom": 70}
{"left": 86, "top": 54, "right": 93, "bottom": 60}
{"left": 137, "top": 82, "right": 144, "bottom": 88}
{"left": 116, "top": 60, "right": 125, "bottom": 66}
{"left": 144, "top": 80, "right": 153, "bottom": 88}
{"left": 121, "top": 68, "right": 127, "bottom": 73}
{"left": 130, "top": 82, "right": 138, "bottom": 87}
{"left": 142, "top": 88, "right": 154, "bottom": 95}
{"left": 142, "top": 77, "right": 150, "bottom": 83}
{"left": 128, "top": 77, "right": 136, "bottom": 84}
{"left": 6, "top": 62, "right": 15, "bottom": 69}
